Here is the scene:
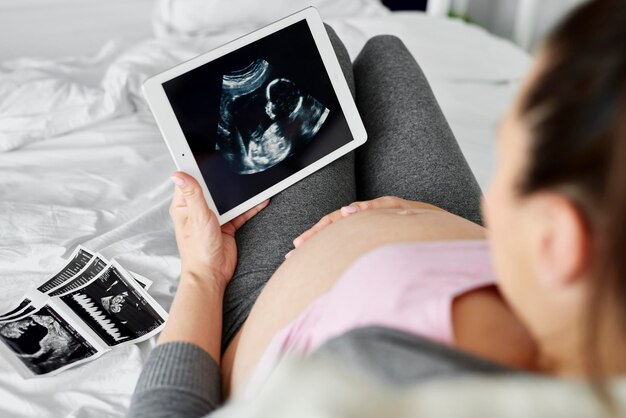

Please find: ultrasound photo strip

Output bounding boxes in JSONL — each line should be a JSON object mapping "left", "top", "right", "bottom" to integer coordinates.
{"left": 0, "top": 297, "right": 32, "bottom": 320}
{"left": 0, "top": 248, "right": 167, "bottom": 377}
{"left": 41, "top": 250, "right": 151, "bottom": 297}
{"left": 56, "top": 261, "right": 168, "bottom": 348}
{"left": 130, "top": 272, "right": 153, "bottom": 291}
{"left": 0, "top": 302, "right": 104, "bottom": 378}
{"left": 0, "top": 305, "right": 37, "bottom": 322}
{"left": 47, "top": 255, "right": 108, "bottom": 297}
{"left": 69, "top": 293, "right": 128, "bottom": 343}
{"left": 2, "top": 251, "right": 149, "bottom": 325}
{"left": 36, "top": 246, "right": 95, "bottom": 293}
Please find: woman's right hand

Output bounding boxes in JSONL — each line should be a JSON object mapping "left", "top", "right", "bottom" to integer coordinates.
{"left": 290, "top": 196, "right": 443, "bottom": 252}
{"left": 170, "top": 171, "right": 269, "bottom": 287}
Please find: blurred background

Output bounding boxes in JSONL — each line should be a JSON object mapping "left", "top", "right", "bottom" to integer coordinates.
{"left": 0, "top": 0, "right": 587, "bottom": 60}
{"left": 384, "top": 0, "right": 587, "bottom": 51}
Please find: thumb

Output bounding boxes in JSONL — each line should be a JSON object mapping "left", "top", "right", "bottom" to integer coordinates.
{"left": 171, "top": 172, "right": 213, "bottom": 225}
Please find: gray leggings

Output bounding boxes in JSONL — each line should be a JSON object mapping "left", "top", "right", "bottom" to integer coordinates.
{"left": 221, "top": 26, "right": 483, "bottom": 352}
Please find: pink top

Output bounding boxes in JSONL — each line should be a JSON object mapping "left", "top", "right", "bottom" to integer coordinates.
{"left": 245, "top": 240, "right": 496, "bottom": 396}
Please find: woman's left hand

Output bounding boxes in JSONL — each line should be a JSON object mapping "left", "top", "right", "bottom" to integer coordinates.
{"left": 170, "top": 171, "right": 269, "bottom": 287}
{"left": 291, "top": 196, "right": 442, "bottom": 251}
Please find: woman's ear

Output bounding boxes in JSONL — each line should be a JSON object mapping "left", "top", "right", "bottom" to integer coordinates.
{"left": 529, "top": 192, "right": 590, "bottom": 290}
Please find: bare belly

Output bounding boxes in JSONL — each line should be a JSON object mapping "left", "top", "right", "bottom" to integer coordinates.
{"left": 221, "top": 207, "right": 487, "bottom": 395}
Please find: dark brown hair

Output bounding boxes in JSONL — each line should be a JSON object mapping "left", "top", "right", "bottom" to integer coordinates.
{"left": 519, "top": 0, "right": 626, "bottom": 381}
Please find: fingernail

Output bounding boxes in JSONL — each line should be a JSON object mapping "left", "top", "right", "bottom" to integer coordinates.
{"left": 170, "top": 176, "right": 186, "bottom": 188}
{"left": 341, "top": 205, "right": 358, "bottom": 214}
{"left": 293, "top": 237, "right": 301, "bottom": 247}
{"left": 285, "top": 250, "right": 294, "bottom": 259}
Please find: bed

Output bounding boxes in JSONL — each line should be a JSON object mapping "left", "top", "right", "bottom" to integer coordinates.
{"left": 0, "top": 1, "right": 531, "bottom": 416}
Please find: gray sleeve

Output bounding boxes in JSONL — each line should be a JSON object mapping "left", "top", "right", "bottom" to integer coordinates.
{"left": 126, "top": 342, "right": 221, "bottom": 418}
{"left": 311, "top": 326, "right": 518, "bottom": 387}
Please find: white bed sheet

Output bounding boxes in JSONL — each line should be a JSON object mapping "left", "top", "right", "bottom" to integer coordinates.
{"left": 0, "top": 9, "right": 531, "bottom": 418}
{"left": 0, "top": 0, "right": 154, "bottom": 61}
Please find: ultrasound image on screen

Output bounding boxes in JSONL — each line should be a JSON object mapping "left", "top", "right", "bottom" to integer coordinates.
{"left": 216, "top": 59, "right": 329, "bottom": 174}
{"left": 163, "top": 19, "right": 354, "bottom": 214}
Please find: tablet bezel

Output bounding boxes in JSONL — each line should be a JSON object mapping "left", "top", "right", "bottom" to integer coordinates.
{"left": 143, "top": 7, "right": 367, "bottom": 225}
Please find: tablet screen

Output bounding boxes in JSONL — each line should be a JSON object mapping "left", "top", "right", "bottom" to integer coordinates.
{"left": 162, "top": 19, "right": 354, "bottom": 215}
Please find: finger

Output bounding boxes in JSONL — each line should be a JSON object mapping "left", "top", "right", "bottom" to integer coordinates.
{"left": 169, "top": 176, "right": 189, "bottom": 229}
{"left": 340, "top": 204, "right": 359, "bottom": 215}
{"left": 169, "top": 188, "right": 187, "bottom": 230}
{"left": 170, "top": 175, "right": 187, "bottom": 210}
{"left": 293, "top": 210, "right": 342, "bottom": 248}
{"left": 228, "top": 199, "right": 270, "bottom": 231}
{"left": 297, "top": 215, "right": 333, "bottom": 246}
{"left": 292, "top": 227, "right": 317, "bottom": 248}
{"left": 349, "top": 200, "right": 377, "bottom": 211}
{"left": 371, "top": 196, "right": 403, "bottom": 209}
{"left": 343, "top": 197, "right": 400, "bottom": 213}
{"left": 291, "top": 199, "right": 400, "bottom": 248}
{"left": 170, "top": 172, "right": 213, "bottom": 225}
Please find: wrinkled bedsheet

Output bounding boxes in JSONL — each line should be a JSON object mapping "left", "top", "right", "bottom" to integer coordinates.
{"left": 0, "top": 12, "right": 530, "bottom": 417}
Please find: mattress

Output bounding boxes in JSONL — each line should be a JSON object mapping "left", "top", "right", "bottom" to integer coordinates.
{"left": 0, "top": 2, "right": 531, "bottom": 416}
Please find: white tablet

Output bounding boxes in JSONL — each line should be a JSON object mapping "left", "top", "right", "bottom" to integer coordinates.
{"left": 143, "top": 7, "right": 367, "bottom": 225}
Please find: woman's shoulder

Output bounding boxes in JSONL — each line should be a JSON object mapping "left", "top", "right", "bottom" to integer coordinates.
{"left": 313, "top": 325, "right": 520, "bottom": 386}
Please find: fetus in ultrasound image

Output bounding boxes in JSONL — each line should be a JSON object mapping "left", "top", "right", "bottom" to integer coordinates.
{"left": 0, "top": 305, "right": 97, "bottom": 375}
{"left": 216, "top": 59, "right": 330, "bottom": 175}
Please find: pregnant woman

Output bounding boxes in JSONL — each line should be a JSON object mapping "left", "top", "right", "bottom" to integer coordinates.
{"left": 128, "top": 1, "right": 625, "bottom": 416}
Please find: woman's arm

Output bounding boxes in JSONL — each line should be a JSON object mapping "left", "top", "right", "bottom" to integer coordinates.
{"left": 157, "top": 272, "right": 226, "bottom": 364}
{"left": 158, "top": 171, "right": 269, "bottom": 362}
{"left": 126, "top": 172, "right": 268, "bottom": 418}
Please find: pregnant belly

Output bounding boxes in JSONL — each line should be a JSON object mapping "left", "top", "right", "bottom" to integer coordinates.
{"left": 222, "top": 207, "right": 486, "bottom": 396}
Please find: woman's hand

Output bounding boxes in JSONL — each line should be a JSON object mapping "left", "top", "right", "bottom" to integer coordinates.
{"left": 157, "top": 172, "right": 267, "bottom": 361}
{"left": 290, "top": 196, "right": 442, "bottom": 253}
{"left": 169, "top": 171, "right": 269, "bottom": 287}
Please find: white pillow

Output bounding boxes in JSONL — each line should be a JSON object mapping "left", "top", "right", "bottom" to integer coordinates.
{"left": 153, "top": 0, "right": 389, "bottom": 37}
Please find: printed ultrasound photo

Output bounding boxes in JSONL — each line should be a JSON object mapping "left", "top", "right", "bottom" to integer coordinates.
{"left": 37, "top": 247, "right": 93, "bottom": 293}
{"left": 163, "top": 19, "right": 354, "bottom": 214}
{"left": 59, "top": 265, "right": 165, "bottom": 347}
{"left": 0, "top": 304, "right": 36, "bottom": 322}
{"left": 48, "top": 256, "right": 107, "bottom": 297}
{"left": 0, "top": 305, "right": 98, "bottom": 375}
{"left": 0, "top": 298, "right": 32, "bottom": 319}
